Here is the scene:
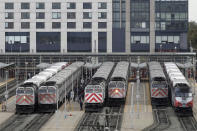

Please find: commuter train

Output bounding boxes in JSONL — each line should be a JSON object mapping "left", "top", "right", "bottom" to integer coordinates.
{"left": 108, "top": 61, "right": 129, "bottom": 104}
{"left": 84, "top": 62, "right": 115, "bottom": 111}
{"left": 38, "top": 62, "right": 84, "bottom": 112}
{"left": 15, "top": 62, "right": 68, "bottom": 113}
{"left": 164, "top": 62, "right": 193, "bottom": 114}
{"left": 148, "top": 62, "right": 168, "bottom": 105}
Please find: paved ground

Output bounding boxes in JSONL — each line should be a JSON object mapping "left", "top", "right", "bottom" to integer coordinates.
{"left": 40, "top": 100, "right": 84, "bottom": 131}
{"left": 121, "top": 82, "right": 153, "bottom": 131}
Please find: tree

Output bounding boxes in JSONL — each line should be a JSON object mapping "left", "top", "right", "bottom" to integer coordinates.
{"left": 188, "top": 21, "right": 197, "bottom": 49}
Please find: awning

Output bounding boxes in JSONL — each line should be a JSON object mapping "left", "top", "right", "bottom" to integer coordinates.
{"left": 0, "top": 62, "right": 14, "bottom": 69}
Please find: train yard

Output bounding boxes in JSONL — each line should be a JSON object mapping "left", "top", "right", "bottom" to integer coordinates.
{"left": 0, "top": 57, "right": 197, "bottom": 130}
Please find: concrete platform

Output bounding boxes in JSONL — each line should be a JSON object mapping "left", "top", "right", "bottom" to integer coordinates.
{"left": 40, "top": 100, "right": 84, "bottom": 131}
{"left": 121, "top": 82, "right": 153, "bottom": 131}
{"left": 192, "top": 80, "right": 197, "bottom": 121}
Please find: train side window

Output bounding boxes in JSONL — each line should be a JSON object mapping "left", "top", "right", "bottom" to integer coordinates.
{"left": 25, "top": 89, "right": 33, "bottom": 94}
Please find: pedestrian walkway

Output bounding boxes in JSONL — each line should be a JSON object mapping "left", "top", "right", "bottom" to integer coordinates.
{"left": 121, "top": 82, "right": 153, "bottom": 131}
{"left": 40, "top": 100, "right": 84, "bottom": 131}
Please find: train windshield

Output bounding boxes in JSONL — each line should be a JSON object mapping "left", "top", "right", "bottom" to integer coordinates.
{"left": 109, "top": 82, "right": 116, "bottom": 88}
{"left": 39, "top": 87, "right": 47, "bottom": 94}
{"left": 85, "top": 86, "right": 94, "bottom": 93}
{"left": 94, "top": 86, "right": 102, "bottom": 93}
{"left": 117, "top": 82, "right": 124, "bottom": 88}
{"left": 17, "top": 89, "right": 24, "bottom": 94}
{"left": 152, "top": 81, "right": 167, "bottom": 88}
{"left": 25, "top": 88, "right": 33, "bottom": 94}
{"left": 175, "top": 88, "right": 192, "bottom": 97}
{"left": 48, "top": 87, "right": 55, "bottom": 94}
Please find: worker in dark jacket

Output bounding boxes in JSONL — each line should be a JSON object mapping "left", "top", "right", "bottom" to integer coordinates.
{"left": 79, "top": 97, "right": 83, "bottom": 111}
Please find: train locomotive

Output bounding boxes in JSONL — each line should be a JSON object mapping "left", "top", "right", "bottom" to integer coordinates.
{"left": 164, "top": 62, "right": 193, "bottom": 114}
{"left": 38, "top": 62, "right": 84, "bottom": 112}
{"left": 15, "top": 62, "right": 68, "bottom": 113}
{"left": 84, "top": 62, "right": 115, "bottom": 111}
{"left": 108, "top": 61, "right": 129, "bottom": 104}
{"left": 148, "top": 62, "right": 168, "bottom": 105}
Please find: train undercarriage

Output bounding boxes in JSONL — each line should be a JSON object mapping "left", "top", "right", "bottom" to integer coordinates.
{"left": 16, "top": 105, "right": 35, "bottom": 114}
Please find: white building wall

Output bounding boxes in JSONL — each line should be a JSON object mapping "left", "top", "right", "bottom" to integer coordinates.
{"left": 0, "top": 0, "right": 112, "bottom": 53}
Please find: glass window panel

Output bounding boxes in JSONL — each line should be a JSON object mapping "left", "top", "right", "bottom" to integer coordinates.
{"left": 21, "top": 36, "right": 27, "bottom": 43}
{"left": 161, "top": 13, "right": 165, "bottom": 19}
{"left": 161, "top": 36, "right": 167, "bottom": 41}
{"left": 15, "top": 36, "right": 20, "bottom": 42}
{"left": 174, "top": 36, "right": 180, "bottom": 44}
{"left": 156, "top": 36, "right": 161, "bottom": 43}
{"left": 9, "top": 36, "right": 14, "bottom": 44}
{"left": 142, "top": 22, "right": 146, "bottom": 28}
{"left": 141, "top": 36, "right": 146, "bottom": 43}
{"left": 147, "top": 36, "right": 149, "bottom": 43}
{"left": 166, "top": 13, "right": 171, "bottom": 20}
{"left": 131, "top": 36, "right": 134, "bottom": 43}
{"left": 134, "top": 36, "right": 140, "bottom": 41}
{"left": 168, "top": 36, "right": 173, "bottom": 42}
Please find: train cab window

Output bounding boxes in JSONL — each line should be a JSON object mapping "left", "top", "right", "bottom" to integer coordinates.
{"left": 94, "top": 86, "right": 102, "bottom": 93}
{"left": 117, "top": 82, "right": 124, "bottom": 88}
{"left": 85, "top": 88, "right": 93, "bottom": 93}
{"left": 39, "top": 89, "right": 47, "bottom": 94}
{"left": 109, "top": 82, "right": 116, "bottom": 88}
{"left": 25, "top": 88, "right": 33, "bottom": 94}
{"left": 48, "top": 87, "right": 55, "bottom": 93}
{"left": 17, "top": 89, "right": 24, "bottom": 94}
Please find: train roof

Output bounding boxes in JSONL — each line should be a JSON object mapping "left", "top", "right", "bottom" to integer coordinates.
{"left": 111, "top": 61, "right": 129, "bottom": 80}
{"left": 172, "top": 79, "right": 189, "bottom": 87}
{"left": 44, "top": 62, "right": 83, "bottom": 86}
{"left": 149, "top": 62, "right": 166, "bottom": 80}
{"left": 92, "top": 62, "right": 114, "bottom": 81}
{"left": 24, "top": 77, "right": 45, "bottom": 87}
{"left": 38, "top": 71, "right": 53, "bottom": 78}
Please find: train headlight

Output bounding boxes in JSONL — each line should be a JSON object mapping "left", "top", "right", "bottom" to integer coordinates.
{"left": 115, "top": 89, "right": 118, "bottom": 93}
{"left": 23, "top": 96, "right": 26, "bottom": 99}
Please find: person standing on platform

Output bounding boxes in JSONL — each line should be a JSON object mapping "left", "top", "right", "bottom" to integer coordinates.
{"left": 79, "top": 97, "right": 83, "bottom": 111}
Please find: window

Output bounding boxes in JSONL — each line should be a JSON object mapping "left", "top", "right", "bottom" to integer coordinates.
{"left": 52, "top": 12, "right": 61, "bottom": 19}
{"left": 161, "top": 22, "right": 166, "bottom": 30}
{"left": 36, "top": 3, "right": 45, "bottom": 9}
{"left": 98, "top": 2, "right": 107, "bottom": 9}
{"left": 5, "top": 22, "right": 14, "bottom": 29}
{"left": 21, "top": 3, "right": 30, "bottom": 9}
{"left": 36, "top": 12, "right": 45, "bottom": 19}
{"left": 21, "top": 12, "right": 30, "bottom": 19}
{"left": 83, "top": 3, "right": 92, "bottom": 9}
{"left": 21, "top": 22, "right": 30, "bottom": 29}
{"left": 83, "top": 22, "right": 92, "bottom": 29}
{"left": 168, "top": 36, "right": 173, "bottom": 43}
{"left": 98, "top": 22, "right": 107, "bottom": 28}
{"left": 67, "top": 2, "right": 76, "bottom": 9}
{"left": 98, "top": 12, "right": 107, "bottom": 19}
{"left": 67, "top": 12, "right": 76, "bottom": 19}
{"left": 5, "top": 3, "right": 14, "bottom": 9}
{"left": 36, "top": 22, "right": 45, "bottom": 29}
{"left": 131, "top": 36, "right": 149, "bottom": 44}
{"left": 67, "top": 22, "right": 76, "bottom": 29}
{"left": 52, "top": 22, "right": 61, "bottom": 29}
{"left": 52, "top": 3, "right": 61, "bottom": 9}
{"left": 83, "top": 12, "right": 92, "bottom": 19}
{"left": 156, "top": 36, "right": 161, "bottom": 43}
{"left": 5, "top": 12, "right": 14, "bottom": 19}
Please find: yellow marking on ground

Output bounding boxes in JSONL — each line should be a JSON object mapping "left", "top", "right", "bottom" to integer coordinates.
{"left": 146, "top": 82, "right": 151, "bottom": 105}
{"left": 124, "top": 83, "right": 132, "bottom": 113}
{"left": 0, "top": 78, "right": 15, "bottom": 87}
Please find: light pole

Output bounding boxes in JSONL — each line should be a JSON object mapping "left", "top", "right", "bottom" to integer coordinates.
{"left": 5, "top": 70, "right": 8, "bottom": 111}
{"left": 25, "top": 62, "right": 28, "bottom": 80}
{"left": 33, "top": 59, "right": 36, "bottom": 75}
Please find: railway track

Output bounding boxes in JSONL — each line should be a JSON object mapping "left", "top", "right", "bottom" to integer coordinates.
{"left": 143, "top": 107, "right": 170, "bottom": 131}
{"left": 179, "top": 116, "right": 197, "bottom": 131}
{"left": 0, "top": 113, "right": 53, "bottom": 131}
{"left": 75, "top": 106, "right": 124, "bottom": 131}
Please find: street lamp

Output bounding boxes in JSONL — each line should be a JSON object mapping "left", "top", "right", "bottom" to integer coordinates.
{"left": 5, "top": 70, "right": 8, "bottom": 111}
{"left": 25, "top": 62, "right": 28, "bottom": 80}
{"left": 33, "top": 59, "right": 36, "bottom": 75}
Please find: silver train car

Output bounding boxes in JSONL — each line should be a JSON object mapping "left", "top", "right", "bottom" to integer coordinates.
{"left": 164, "top": 62, "right": 193, "bottom": 114}
{"left": 148, "top": 62, "right": 168, "bottom": 105}
{"left": 15, "top": 62, "right": 68, "bottom": 113}
{"left": 38, "top": 62, "right": 84, "bottom": 112}
{"left": 108, "top": 61, "right": 129, "bottom": 103}
{"left": 85, "top": 62, "right": 115, "bottom": 111}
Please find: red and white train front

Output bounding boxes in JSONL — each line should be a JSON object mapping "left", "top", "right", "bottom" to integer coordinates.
{"left": 16, "top": 83, "right": 36, "bottom": 113}
{"left": 108, "top": 81, "right": 126, "bottom": 99}
{"left": 85, "top": 83, "right": 105, "bottom": 110}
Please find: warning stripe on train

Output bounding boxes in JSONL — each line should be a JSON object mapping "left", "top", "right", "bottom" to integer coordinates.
{"left": 108, "top": 88, "right": 125, "bottom": 98}
{"left": 85, "top": 93, "right": 103, "bottom": 103}
{"left": 39, "top": 94, "right": 56, "bottom": 104}
{"left": 151, "top": 88, "right": 168, "bottom": 97}
{"left": 16, "top": 95, "right": 34, "bottom": 105}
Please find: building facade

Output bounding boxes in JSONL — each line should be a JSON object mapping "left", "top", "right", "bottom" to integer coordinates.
{"left": 0, "top": 0, "right": 188, "bottom": 53}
